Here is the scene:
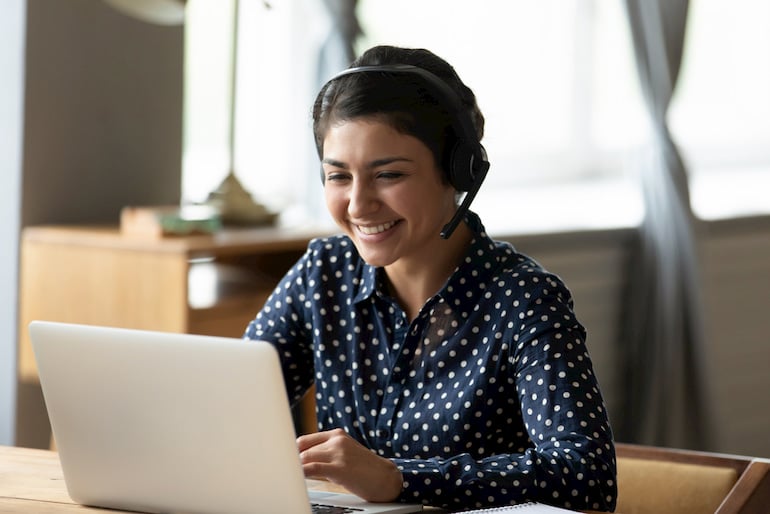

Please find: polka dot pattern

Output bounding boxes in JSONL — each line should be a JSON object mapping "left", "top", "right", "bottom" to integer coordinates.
{"left": 244, "top": 212, "right": 617, "bottom": 512}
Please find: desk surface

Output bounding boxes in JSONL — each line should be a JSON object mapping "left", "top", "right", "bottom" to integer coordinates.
{"left": 1, "top": 445, "right": 601, "bottom": 513}
{"left": 0, "top": 445, "right": 345, "bottom": 513}
{"left": 22, "top": 224, "right": 333, "bottom": 257}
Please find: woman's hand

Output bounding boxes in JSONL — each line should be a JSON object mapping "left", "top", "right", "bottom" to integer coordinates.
{"left": 297, "top": 428, "right": 403, "bottom": 503}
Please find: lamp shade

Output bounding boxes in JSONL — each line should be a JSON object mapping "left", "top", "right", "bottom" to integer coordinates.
{"left": 103, "top": 0, "right": 186, "bottom": 26}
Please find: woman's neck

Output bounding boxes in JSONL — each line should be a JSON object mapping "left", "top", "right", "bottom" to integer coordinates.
{"left": 384, "top": 223, "right": 473, "bottom": 321}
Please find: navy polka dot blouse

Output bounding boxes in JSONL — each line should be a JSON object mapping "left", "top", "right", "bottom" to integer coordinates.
{"left": 244, "top": 212, "right": 617, "bottom": 512}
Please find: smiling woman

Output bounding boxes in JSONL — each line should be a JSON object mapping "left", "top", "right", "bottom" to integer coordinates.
{"left": 243, "top": 45, "right": 618, "bottom": 512}
{"left": 321, "top": 119, "right": 458, "bottom": 282}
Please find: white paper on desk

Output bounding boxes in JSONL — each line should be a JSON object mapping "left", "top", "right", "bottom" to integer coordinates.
{"left": 462, "top": 501, "right": 580, "bottom": 513}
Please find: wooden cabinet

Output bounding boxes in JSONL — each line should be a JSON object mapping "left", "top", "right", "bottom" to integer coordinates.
{"left": 17, "top": 225, "right": 328, "bottom": 383}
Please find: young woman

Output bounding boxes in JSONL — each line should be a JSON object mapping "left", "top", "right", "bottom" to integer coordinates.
{"left": 244, "top": 45, "right": 617, "bottom": 512}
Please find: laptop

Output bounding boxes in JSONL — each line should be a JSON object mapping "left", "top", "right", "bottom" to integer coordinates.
{"left": 29, "top": 320, "right": 423, "bottom": 514}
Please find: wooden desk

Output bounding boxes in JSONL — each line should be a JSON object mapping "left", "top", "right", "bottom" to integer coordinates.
{"left": 0, "top": 445, "right": 347, "bottom": 513}
{"left": 18, "top": 224, "right": 332, "bottom": 383}
{"left": 2, "top": 446, "right": 608, "bottom": 513}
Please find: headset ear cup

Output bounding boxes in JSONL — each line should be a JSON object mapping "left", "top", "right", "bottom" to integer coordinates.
{"left": 447, "top": 142, "right": 476, "bottom": 192}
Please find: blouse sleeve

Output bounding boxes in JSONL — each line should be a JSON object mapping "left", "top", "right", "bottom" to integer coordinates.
{"left": 243, "top": 246, "right": 315, "bottom": 407}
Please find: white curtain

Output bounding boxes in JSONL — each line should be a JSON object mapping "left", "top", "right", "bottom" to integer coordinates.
{"left": 318, "top": 0, "right": 361, "bottom": 78}
{"left": 618, "top": 0, "right": 711, "bottom": 449}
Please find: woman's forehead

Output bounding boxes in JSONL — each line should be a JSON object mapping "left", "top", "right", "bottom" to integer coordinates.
{"left": 323, "top": 119, "right": 431, "bottom": 157}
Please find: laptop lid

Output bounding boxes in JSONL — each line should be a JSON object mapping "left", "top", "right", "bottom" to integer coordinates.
{"left": 30, "top": 321, "right": 422, "bottom": 514}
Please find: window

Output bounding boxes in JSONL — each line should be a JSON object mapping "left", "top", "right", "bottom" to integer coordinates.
{"left": 670, "top": 0, "right": 770, "bottom": 220}
{"left": 357, "top": 0, "right": 648, "bottom": 234}
{"left": 183, "top": 0, "right": 770, "bottom": 235}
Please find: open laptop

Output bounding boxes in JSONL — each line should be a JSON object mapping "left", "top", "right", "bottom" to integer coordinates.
{"left": 29, "top": 320, "right": 423, "bottom": 514}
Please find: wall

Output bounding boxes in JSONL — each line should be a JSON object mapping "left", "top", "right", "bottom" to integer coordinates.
{"left": 700, "top": 217, "right": 770, "bottom": 457}
{"left": 21, "top": 0, "right": 184, "bottom": 227}
{"left": 14, "top": 0, "right": 184, "bottom": 447}
{"left": 0, "top": 0, "right": 25, "bottom": 447}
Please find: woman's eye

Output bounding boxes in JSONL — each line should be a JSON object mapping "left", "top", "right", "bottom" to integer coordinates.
{"left": 377, "top": 171, "right": 404, "bottom": 180}
{"left": 325, "top": 172, "right": 349, "bottom": 182}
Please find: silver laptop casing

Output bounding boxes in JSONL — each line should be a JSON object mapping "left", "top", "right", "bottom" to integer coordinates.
{"left": 31, "top": 321, "right": 312, "bottom": 514}
{"left": 31, "top": 321, "right": 422, "bottom": 514}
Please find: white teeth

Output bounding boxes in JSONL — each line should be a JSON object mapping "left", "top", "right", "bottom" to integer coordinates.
{"left": 358, "top": 221, "right": 396, "bottom": 235}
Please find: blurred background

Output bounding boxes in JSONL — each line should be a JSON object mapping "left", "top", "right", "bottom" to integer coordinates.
{"left": 2, "top": 0, "right": 768, "bottom": 459}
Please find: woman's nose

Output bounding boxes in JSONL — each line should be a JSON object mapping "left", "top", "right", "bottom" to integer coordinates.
{"left": 347, "top": 179, "right": 378, "bottom": 218}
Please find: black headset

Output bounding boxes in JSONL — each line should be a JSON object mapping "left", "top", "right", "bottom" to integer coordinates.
{"left": 322, "top": 64, "right": 490, "bottom": 239}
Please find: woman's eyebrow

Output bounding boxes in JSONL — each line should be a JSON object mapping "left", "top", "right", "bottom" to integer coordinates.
{"left": 322, "top": 158, "right": 347, "bottom": 168}
{"left": 369, "top": 156, "right": 413, "bottom": 168}
{"left": 321, "top": 156, "right": 413, "bottom": 170}
{"left": 321, "top": 156, "right": 414, "bottom": 170}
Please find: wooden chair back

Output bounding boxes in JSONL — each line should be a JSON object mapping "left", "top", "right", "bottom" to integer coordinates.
{"left": 615, "top": 443, "right": 770, "bottom": 514}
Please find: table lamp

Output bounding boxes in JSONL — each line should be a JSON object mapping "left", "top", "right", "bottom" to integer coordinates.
{"left": 104, "top": 0, "right": 276, "bottom": 226}
{"left": 202, "top": 0, "right": 277, "bottom": 225}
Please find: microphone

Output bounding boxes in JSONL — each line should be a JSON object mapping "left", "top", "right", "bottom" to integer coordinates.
{"left": 439, "top": 160, "right": 489, "bottom": 239}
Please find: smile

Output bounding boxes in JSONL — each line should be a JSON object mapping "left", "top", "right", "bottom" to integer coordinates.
{"left": 357, "top": 221, "right": 398, "bottom": 235}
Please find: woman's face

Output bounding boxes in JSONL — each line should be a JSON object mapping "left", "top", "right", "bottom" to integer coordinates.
{"left": 322, "top": 118, "right": 457, "bottom": 269}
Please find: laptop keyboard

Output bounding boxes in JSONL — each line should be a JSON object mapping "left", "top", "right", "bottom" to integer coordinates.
{"left": 311, "top": 503, "right": 364, "bottom": 513}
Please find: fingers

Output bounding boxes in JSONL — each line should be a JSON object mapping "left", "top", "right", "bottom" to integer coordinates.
{"left": 295, "top": 429, "right": 403, "bottom": 502}
{"left": 297, "top": 427, "right": 345, "bottom": 452}
{"left": 297, "top": 428, "right": 346, "bottom": 479}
